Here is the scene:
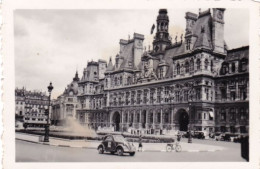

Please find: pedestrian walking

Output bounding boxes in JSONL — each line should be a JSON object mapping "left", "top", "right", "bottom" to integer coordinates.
{"left": 138, "top": 135, "right": 143, "bottom": 152}
{"left": 177, "top": 131, "right": 181, "bottom": 142}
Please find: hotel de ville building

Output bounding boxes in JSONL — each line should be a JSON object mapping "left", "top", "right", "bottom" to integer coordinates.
{"left": 52, "top": 9, "right": 249, "bottom": 135}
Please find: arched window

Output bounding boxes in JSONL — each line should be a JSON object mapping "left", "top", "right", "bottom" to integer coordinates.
{"left": 190, "top": 59, "right": 194, "bottom": 72}
{"left": 177, "top": 63, "right": 180, "bottom": 75}
{"left": 205, "top": 59, "right": 209, "bottom": 70}
{"left": 185, "top": 61, "right": 189, "bottom": 73}
{"left": 196, "top": 59, "right": 201, "bottom": 70}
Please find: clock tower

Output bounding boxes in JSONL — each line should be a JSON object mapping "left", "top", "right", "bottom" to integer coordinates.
{"left": 212, "top": 8, "right": 225, "bottom": 54}
{"left": 153, "top": 9, "right": 172, "bottom": 54}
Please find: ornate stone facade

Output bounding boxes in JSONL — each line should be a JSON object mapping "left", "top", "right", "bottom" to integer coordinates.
{"left": 51, "top": 72, "right": 80, "bottom": 125}
{"left": 15, "top": 87, "right": 49, "bottom": 126}
{"left": 64, "top": 8, "right": 248, "bottom": 134}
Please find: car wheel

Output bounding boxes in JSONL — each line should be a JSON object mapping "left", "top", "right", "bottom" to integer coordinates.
{"left": 117, "top": 147, "right": 124, "bottom": 156}
{"left": 98, "top": 146, "right": 104, "bottom": 154}
{"left": 129, "top": 152, "right": 135, "bottom": 156}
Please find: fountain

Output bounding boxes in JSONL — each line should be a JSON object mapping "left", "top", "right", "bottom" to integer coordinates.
{"left": 62, "top": 116, "right": 97, "bottom": 137}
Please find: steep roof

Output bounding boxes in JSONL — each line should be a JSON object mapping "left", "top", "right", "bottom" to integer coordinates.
{"left": 119, "top": 42, "right": 134, "bottom": 69}
{"left": 106, "top": 57, "right": 114, "bottom": 72}
{"left": 225, "top": 46, "right": 249, "bottom": 61}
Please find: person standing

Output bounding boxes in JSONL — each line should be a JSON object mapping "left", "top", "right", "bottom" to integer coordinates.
{"left": 138, "top": 135, "right": 143, "bottom": 152}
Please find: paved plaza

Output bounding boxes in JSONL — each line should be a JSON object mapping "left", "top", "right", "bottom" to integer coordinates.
{"left": 15, "top": 133, "right": 246, "bottom": 162}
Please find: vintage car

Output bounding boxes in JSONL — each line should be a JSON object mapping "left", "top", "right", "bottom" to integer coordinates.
{"left": 97, "top": 134, "right": 136, "bottom": 156}
{"left": 193, "top": 131, "right": 206, "bottom": 139}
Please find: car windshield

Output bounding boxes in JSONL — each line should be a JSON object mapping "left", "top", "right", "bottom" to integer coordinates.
{"left": 113, "top": 135, "right": 126, "bottom": 142}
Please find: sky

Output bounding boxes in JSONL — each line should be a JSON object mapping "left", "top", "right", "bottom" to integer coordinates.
{"left": 14, "top": 8, "right": 249, "bottom": 99}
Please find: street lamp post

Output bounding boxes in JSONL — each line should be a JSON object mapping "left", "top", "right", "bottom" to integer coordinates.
{"left": 188, "top": 102, "right": 192, "bottom": 143}
{"left": 44, "top": 82, "right": 53, "bottom": 142}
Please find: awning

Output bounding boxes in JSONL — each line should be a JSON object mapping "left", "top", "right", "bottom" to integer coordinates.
{"left": 209, "top": 111, "right": 214, "bottom": 118}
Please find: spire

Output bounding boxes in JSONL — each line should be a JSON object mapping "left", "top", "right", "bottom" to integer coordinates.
{"left": 106, "top": 56, "right": 114, "bottom": 72}
{"left": 73, "top": 70, "right": 79, "bottom": 81}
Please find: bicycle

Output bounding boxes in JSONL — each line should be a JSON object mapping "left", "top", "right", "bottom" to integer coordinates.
{"left": 166, "top": 141, "right": 182, "bottom": 152}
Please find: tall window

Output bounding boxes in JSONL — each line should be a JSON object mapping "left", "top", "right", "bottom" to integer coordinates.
{"left": 159, "top": 68, "right": 163, "bottom": 78}
{"left": 240, "top": 58, "right": 248, "bottom": 72}
{"left": 114, "top": 77, "right": 118, "bottom": 86}
{"left": 221, "top": 109, "right": 226, "bottom": 121}
{"left": 127, "top": 76, "right": 131, "bottom": 85}
{"left": 118, "top": 97, "right": 121, "bottom": 106}
{"left": 137, "top": 91, "right": 141, "bottom": 104}
{"left": 240, "top": 87, "right": 247, "bottom": 100}
{"left": 186, "top": 39, "right": 191, "bottom": 50}
{"left": 137, "top": 113, "right": 140, "bottom": 123}
{"left": 143, "top": 90, "right": 148, "bottom": 104}
{"left": 204, "top": 59, "right": 209, "bottom": 70}
{"left": 221, "top": 88, "right": 227, "bottom": 101}
{"left": 157, "top": 88, "right": 161, "bottom": 103}
{"left": 196, "top": 88, "right": 201, "bottom": 100}
{"left": 131, "top": 91, "right": 135, "bottom": 105}
{"left": 185, "top": 61, "right": 189, "bottom": 73}
{"left": 190, "top": 59, "right": 194, "bottom": 72}
{"left": 176, "top": 91, "right": 180, "bottom": 102}
{"left": 230, "top": 108, "right": 235, "bottom": 120}
{"left": 211, "top": 60, "right": 213, "bottom": 72}
{"left": 230, "top": 91, "right": 236, "bottom": 101}
{"left": 231, "top": 62, "right": 236, "bottom": 72}
{"left": 120, "top": 76, "right": 123, "bottom": 85}
{"left": 240, "top": 108, "right": 246, "bottom": 120}
{"left": 197, "top": 59, "right": 201, "bottom": 70}
{"left": 150, "top": 90, "right": 154, "bottom": 104}
{"left": 205, "top": 88, "right": 209, "bottom": 100}
{"left": 164, "top": 112, "right": 169, "bottom": 123}
{"left": 150, "top": 113, "right": 153, "bottom": 123}
{"left": 125, "top": 92, "right": 130, "bottom": 105}
{"left": 184, "top": 90, "right": 188, "bottom": 101}
{"left": 164, "top": 87, "right": 169, "bottom": 103}
{"left": 113, "top": 98, "right": 117, "bottom": 106}
{"left": 157, "top": 112, "right": 161, "bottom": 123}
{"left": 177, "top": 64, "right": 180, "bottom": 75}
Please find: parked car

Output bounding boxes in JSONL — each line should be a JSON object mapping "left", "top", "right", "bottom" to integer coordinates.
{"left": 97, "top": 134, "right": 136, "bottom": 156}
{"left": 193, "top": 131, "right": 205, "bottom": 139}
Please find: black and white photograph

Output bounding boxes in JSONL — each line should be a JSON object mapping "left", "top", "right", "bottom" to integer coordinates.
{"left": 2, "top": 1, "right": 260, "bottom": 169}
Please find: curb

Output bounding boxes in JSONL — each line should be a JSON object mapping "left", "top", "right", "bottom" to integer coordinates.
{"left": 16, "top": 138, "right": 222, "bottom": 152}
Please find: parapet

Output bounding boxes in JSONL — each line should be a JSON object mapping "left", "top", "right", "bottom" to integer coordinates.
{"left": 133, "top": 33, "right": 144, "bottom": 40}
{"left": 185, "top": 12, "right": 198, "bottom": 21}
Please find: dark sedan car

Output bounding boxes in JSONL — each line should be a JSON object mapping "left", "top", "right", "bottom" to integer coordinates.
{"left": 97, "top": 134, "right": 136, "bottom": 156}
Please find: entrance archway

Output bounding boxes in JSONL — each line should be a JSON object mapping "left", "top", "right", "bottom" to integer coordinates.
{"left": 112, "top": 112, "right": 120, "bottom": 131}
{"left": 178, "top": 109, "right": 189, "bottom": 131}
